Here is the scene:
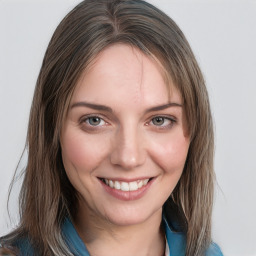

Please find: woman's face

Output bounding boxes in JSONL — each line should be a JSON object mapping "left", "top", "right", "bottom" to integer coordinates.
{"left": 60, "top": 44, "right": 190, "bottom": 226}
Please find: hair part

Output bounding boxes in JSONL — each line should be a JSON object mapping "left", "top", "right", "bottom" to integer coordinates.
{"left": 1, "top": 1, "right": 215, "bottom": 255}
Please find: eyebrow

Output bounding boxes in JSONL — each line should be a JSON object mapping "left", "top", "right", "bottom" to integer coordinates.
{"left": 145, "top": 103, "right": 183, "bottom": 113}
{"left": 71, "top": 102, "right": 113, "bottom": 112}
{"left": 70, "top": 101, "right": 182, "bottom": 113}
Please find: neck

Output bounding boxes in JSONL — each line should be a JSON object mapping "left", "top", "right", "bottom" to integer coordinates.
{"left": 74, "top": 203, "right": 165, "bottom": 256}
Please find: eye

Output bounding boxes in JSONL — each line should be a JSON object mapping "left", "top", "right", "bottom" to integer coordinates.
{"left": 150, "top": 116, "right": 175, "bottom": 128}
{"left": 84, "top": 116, "right": 106, "bottom": 126}
{"left": 152, "top": 116, "right": 166, "bottom": 126}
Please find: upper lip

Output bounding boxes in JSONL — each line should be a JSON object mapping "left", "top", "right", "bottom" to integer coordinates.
{"left": 98, "top": 177, "right": 154, "bottom": 182}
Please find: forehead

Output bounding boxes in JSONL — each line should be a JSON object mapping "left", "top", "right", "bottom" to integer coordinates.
{"left": 71, "top": 44, "right": 181, "bottom": 106}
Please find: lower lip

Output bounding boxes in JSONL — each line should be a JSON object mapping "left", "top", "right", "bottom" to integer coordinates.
{"left": 99, "top": 178, "right": 155, "bottom": 201}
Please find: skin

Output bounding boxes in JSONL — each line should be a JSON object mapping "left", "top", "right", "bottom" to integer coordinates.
{"left": 60, "top": 44, "right": 190, "bottom": 256}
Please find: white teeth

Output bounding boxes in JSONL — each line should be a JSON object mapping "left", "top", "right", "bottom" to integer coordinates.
{"left": 121, "top": 182, "right": 129, "bottom": 191}
{"left": 143, "top": 179, "right": 149, "bottom": 185}
{"left": 109, "top": 180, "right": 114, "bottom": 188}
{"left": 103, "top": 178, "right": 151, "bottom": 191}
{"left": 114, "top": 181, "right": 121, "bottom": 190}
{"left": 138, "top": 180, "right": 143, "bottom": 188}
{"left": 129, "top": 181, "right": 138, "bottom": 191}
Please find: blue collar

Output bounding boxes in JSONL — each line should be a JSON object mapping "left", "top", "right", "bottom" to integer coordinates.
{"left": 10, "top": 216, "right": 222, "bottom": 255}
{"left": 162, "top": 217, "right": 186, "bottom": 256}
{"left": 62, "top": 218, "right": 90, "bottom": 256}
{"left": 62, "top": 217, "right": 222, "bottom": 256}
{"left": 61, "top": 217, "right": 186, "bottom": 256}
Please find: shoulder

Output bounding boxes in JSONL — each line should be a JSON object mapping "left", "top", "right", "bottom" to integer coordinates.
{"left": 206, "top": 242, "right": 223, "bottom": 256}
{"left": 163, "top": 216, "right": 223, "bottom": 256}
{"left": 0, "top": 237, "right": 34, "bottom": 256}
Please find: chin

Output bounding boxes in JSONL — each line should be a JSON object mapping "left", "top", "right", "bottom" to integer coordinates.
{"left": 101, "top": 205, "right": 162, "bottom": 227}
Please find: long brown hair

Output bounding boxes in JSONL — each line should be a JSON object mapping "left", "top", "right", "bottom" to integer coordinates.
{"left": 1, "top": 0, "right": 215, "bottom": 255}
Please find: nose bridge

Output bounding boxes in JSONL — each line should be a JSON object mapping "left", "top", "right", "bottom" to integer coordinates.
{"left": 110, "top": 124, "right": 145, "bottom": 169}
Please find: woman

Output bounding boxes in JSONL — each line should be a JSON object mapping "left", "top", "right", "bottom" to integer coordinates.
{"left": 0, "top": 0, "right": 223, "bottom": 255}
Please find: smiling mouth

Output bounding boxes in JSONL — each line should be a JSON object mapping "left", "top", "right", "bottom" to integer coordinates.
{"left": 99, "top": 178, "right": 153, "bottom": 192}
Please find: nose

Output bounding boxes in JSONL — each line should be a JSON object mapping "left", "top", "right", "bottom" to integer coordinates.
{"left": 110, "top": 127, "right": 146, "bottom": 170}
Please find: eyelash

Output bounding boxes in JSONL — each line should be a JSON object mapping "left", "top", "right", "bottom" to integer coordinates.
{"left": 147, "top": 116, "right": 176, "bottom": 129}
{"left": 80, "top": 115, "right": 176, "bottom": 130}
{"left": 80, "top": 115, "right": 109, "bottom": 128}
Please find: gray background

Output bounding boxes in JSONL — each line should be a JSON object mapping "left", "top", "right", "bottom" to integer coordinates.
{"left": 0, "top": 1, "right": 256, "bottom": 255}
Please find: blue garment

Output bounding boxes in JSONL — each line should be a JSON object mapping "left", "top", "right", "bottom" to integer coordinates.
{"left": 62, "top": 217, "right": 223, "bottom": 256}
{"left": 4, "top": 216, "right": 223, "bottom": 255}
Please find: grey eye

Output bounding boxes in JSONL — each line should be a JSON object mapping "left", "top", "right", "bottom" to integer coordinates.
{"left": 152, "top": 117, "right": 165, "bottom": 126}
{"left": 87, "top": 117, "right": 102, "bottom": 126}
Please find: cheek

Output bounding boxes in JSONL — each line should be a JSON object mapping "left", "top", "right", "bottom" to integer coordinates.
{"left": 148, "top": 133, "right": 190, "bottom": 173}
{"left": 61, "top": 128, "right": 109, "bottom": 173}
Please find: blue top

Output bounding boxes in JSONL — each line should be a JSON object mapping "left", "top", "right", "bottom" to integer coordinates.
{"left": 62, "top": 217, "right": 223, "bottom": 256}
{"left": 5, "top": 216, "right": 223, "bottom": 255}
